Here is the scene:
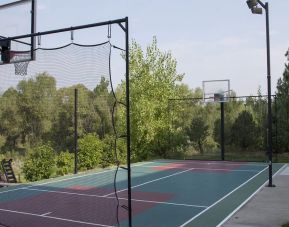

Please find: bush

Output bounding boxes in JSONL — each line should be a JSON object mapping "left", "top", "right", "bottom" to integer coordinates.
{"left": 78, "top": 134, "right": 103, "bottom": 170}
{"left": 100, "top": 136, "right": 114, "bottom": 168}
{"left": 56, "top": 151, "right": 74, "bottom": 176}
{"left": 22, "top": 144, "right": 56, "bottom": 182}
{"left": 100, "top": 135, "right": 127, "bottom": 168}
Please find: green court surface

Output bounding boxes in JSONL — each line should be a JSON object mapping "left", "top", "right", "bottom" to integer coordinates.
{"left": 0, "top": 160, "right": 285, "bottom": 227}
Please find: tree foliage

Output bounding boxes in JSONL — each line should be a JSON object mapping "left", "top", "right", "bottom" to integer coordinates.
{"left": 231, "top": 110, "right": 258, "bottom": 149}
{"left": 275, "top": 52, "right": 289, "bottom": 151}
{"left": 123, "top": 37, "right": 185, "bottom": 160}
{"left": 22, "top": 144, "right": 56, "bottom": 181}
{"left": 187, "top": 116, "right": 209, "bottom": 154}
{"left": 78, "top": 134, "right": 102, "bottom": 170}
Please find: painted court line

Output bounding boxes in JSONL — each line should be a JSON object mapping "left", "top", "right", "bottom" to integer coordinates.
{"left": 115, "top": 197, "right": 208, "bottom": 208}
{"left": 154, "top": 160, "right": 267, "bottom": 167}
{"left": 24, "top": 187, "right": 205, "bottom": 208}
{"left": 103, "top": 167, "right": 196, "bottom": 197}
{"left": 179, "top": 166, "right": 268, "bottom": 227}
{"left": 41, "top": 212, "right": 52, "bottom": 216}
{"left": 0, "top": 208, "right": 113, "bottom": 227}
{"left": 141, "top": 165, "right": 260, "bottom": 173}
{"left": 216, "top": 164, "right": 287, "bottom": 227}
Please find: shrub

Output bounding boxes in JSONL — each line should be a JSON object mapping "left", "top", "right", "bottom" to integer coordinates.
{"left": 100, "top": 136, "right": 114, "bottom": 168}
{"left": 56, "top": 151, "right": 74, "bottom": 176}
{"left": 78, "top": 134, "right": 103, "bottom": 170}
{"left": 101, "top": 135, "right": 127, "bottom": 168}
{"left": 22, "top": 144, "right": 56, "bottom": 182}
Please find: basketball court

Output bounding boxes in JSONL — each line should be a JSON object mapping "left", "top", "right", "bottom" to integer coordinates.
{"left": 0, "top": 160, "right": 285, "bottom": 226}
{"left": 0, "top": 1, "right": 286, "bottom": 227}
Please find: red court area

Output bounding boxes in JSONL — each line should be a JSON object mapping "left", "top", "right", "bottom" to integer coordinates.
{"left": 152, "top": 161, "right": 242, "bottom": 172}
{"left": 0, "top": 186, "right": 175, "bottom": 227}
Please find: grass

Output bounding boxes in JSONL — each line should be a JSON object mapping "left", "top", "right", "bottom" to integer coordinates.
{"left": 282, "top": 223, "right": 289, "bottom": 227}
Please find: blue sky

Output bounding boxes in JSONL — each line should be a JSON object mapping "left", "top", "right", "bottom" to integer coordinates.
{"left": 2, "top": 0, "right": 289, "bottom": 96}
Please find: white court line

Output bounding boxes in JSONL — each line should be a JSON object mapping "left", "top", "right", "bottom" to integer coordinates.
{"left": 103, "top": 167, "right": 196, "bottom": 197}
{"left": 0, "top": 208, "right": 113, "bottom": 227}
{"left": 0, "top": 161, "right": 153, "bottom": 195}
{"left": 24, "top": 187, "right": 206, "bottom": 208}
{"left": 216, "top": 164, "right": 287, "bottom": 227}
{"left": 153, "top": 160, "right": 267, "bottom": 167}
{"left": 179, "top": 166, "right": 269, "bottom": 227}
{"left": 41, "top": 212, "right": 52, "bottom": 216}
{"left": 141, "top": 165, "right": 260, "bottom": 173}
{"left": 115, "top": 197, "right": 208, "bottom": 208}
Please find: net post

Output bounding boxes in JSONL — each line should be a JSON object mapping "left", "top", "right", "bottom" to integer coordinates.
{"left": 74, "top": 88, "right": 78, "bottom": 174}
{"left": 221, "top": 102, "right": 225, "bottom": 160}
{"left": 125, "top": 17, "right": 132, "bottom": 227}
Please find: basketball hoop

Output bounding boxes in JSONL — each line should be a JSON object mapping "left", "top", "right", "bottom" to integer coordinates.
{"left": 10, "top": 51, "right": 30, "bottom": 76}
{"left": 202, "top": 80, "right": 230, "bottom": 103}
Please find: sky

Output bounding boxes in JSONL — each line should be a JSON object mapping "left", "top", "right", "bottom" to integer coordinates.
{"left": 1, "top": 0, "right": 289, "bottom": 96}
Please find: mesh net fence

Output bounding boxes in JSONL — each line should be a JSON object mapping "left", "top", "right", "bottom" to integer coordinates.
{"left": 0, "top": 41, "right": 127, "bottom": 225}
{"left": 168, "top": 96, "right": 280, "bottom": 162}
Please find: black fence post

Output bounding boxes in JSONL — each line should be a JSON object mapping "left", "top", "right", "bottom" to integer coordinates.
{"left": 74, "top": 88, "right": 78, "bottom": 174}
{"left": 221, "top": 102, "right": 225, "bottom": 161}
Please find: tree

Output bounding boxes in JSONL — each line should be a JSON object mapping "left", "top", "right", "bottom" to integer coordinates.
{"left": 0, "top": 88, "right": 21, "bottom": 150}
{"left": 231, "top": 110, "right": 258, "bottom": 150}
{"left": 93, "top": 77, "right": 114, "bottom": 138}
{"left": 119, "top": 37, "right": 185, "bottom": 160}
{"left": 78, "top": 134, "right": 103, "bottom": 170}
{"left": 17, "top": 73, "right": 56, "bottom": 146}
{"left": 22, "top": 144, "right": 56, "bottom": 181}
{"left": 187, "top": 116, "right": 209, "bottom": 154}
{"left": 275, "top": 50, "right": 289, "bottom": 152}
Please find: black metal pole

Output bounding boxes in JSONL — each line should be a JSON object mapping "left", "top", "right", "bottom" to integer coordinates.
{"left": 263, "top": 2, "right": 274, "bottom": 187}
{"left": 0, "top": 18, "right": 127, "bottom": 42}
{"left": 31, "top": 0, "right": 36, "bottom": 60}
{"left": 74, "top": 88, "right": 78, "bottom": 174}
{"left": 220, "top": 102, "right": 225, "bottom": 160}
{"left": 125, "top": 17, "right": 132, "bottom": 227}
{"left": 274, "top": 97, "right": 278, "bottom": 152}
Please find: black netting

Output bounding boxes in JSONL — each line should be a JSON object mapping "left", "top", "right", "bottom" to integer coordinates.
{"left": 168, "top": 96, "right": 279, "bottom": 162}
{"left": 0, "top": 41, "right": 127, "bottom": 226}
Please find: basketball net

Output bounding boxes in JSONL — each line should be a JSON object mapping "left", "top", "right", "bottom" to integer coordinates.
{"left": 10, "top": 51, "right": 30, "bottom": 76}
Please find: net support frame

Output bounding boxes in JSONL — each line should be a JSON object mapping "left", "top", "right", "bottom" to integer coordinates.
{"left": 0, "top": 17, "right": 132, "bottom": 227}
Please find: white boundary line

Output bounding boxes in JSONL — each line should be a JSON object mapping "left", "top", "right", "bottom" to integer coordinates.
{"left": 40, "top": 212, "right": 52, "bottom": 216}
{"left": 216, "top": 164, "right": 287, "bottom": 227}
{"left": 0, "top": 208, "right": 113, "bottom": 227}
{"left": 153, "top": 160, "right": 267, "bottom": 167}
{"left": 103, "top": 167, "right": 196, "bottom": 197}
{"left": 23, "top": 186, "right": 207, "bottom": 208}
{"left": 179, "top": 166, "right": 269, "bottom": 227}
{"left": 141, "top": 165, "right": 261, "bottom": 173}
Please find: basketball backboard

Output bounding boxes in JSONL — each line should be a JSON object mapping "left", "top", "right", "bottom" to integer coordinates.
{"left": 0, "top": 0, "right": 36, "bottom": 65}
{"left": 202, "top": 79, "right": 231, "bottom": 103}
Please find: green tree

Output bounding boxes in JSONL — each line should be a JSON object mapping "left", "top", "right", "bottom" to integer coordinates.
{"left": 93, "top": 77, "right": 114, "bottom": 138}
{"left": 56, "top": 151, "right": 74, "bottom": 175}
{"left": 17, "top": 73, "right": 56, "bottom": 146}
{"left": 231, "top": 110, "right": 258, "bottom": 150}
{"left": 78, "top": 134, "right": 103, "bottom": 170}
{"left": 120, "top": 37, "right": 184, "bottom": 160}
{"left": 187, "top": 116, "right": 209, "bottom": 154}
{"left": 275, "top": 51, "right": 289, "bottom": 151}
{"left": 0, "top": 88, "right": 21, "bottom": 150}
{"left": 22, "top": 144, "right": 56, "bottom": 181}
